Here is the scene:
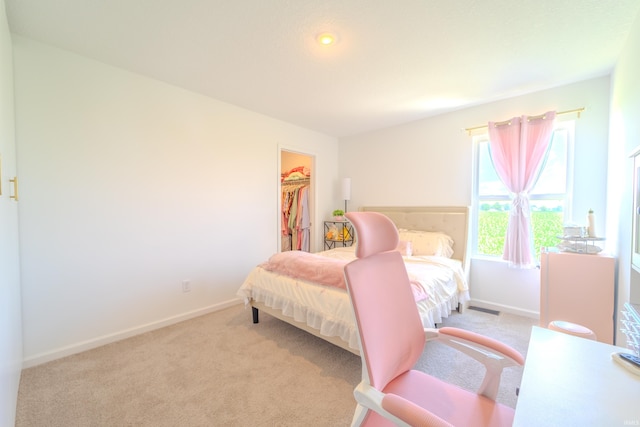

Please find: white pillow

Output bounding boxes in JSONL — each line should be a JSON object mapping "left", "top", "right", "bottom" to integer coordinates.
{"left": 397, "top": 229, "right": 454, "bottom": 258}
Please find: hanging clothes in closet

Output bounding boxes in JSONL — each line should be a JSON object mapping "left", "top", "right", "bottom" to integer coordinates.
{"left": 281, "top": 166, "right": 310, "bottom": 252}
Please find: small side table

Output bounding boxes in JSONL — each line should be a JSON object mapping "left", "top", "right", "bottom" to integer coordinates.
{"left": 323, "top": 220, "right": 354, "bottom": 250}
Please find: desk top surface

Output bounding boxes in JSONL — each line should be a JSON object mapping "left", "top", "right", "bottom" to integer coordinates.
{"left": 513, "top": 326, "right": 640, "bottom": 426}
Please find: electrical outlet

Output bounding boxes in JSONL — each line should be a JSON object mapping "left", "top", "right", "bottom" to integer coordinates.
{"left": 182, "top": 280, "right": 191, "bottom": 293}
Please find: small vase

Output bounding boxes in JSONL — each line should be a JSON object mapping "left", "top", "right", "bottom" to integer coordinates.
{"left": 333, "top": 215, "right": 344, "bottom": 221}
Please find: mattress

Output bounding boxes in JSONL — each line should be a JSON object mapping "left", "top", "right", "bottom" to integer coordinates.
{"left": 237, "top": 246, "right": 470, "bottom": 352}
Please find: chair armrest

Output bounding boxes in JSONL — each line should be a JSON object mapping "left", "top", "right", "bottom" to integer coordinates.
{"left": 382, "top": 393, "right": 453, "bottom": 427}
{"left": 353, "top": 383, "right": 453, "bottom": 427}
{"left": 438, "top": 327, "right": 525, "bottom": 365}
{"left": 352, "top": 382, "right": 409, "bottom": 427}
{"left": 424, "top": 326, "right": 524, "bottom": 400}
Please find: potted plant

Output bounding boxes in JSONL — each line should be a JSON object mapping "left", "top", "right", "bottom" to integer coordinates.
{"left": 332, "top": 209, "right": 345, "bottom": 221}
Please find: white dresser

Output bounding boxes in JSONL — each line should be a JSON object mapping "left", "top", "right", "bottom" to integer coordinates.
{"left": 539, "top": 248, "right": 616, "bottom": 344}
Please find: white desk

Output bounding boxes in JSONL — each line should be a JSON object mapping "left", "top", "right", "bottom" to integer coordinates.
{"left": 513, "top": 326, "right": 640, "bottom": 426}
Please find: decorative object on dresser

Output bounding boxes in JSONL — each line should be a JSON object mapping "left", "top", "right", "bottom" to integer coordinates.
{"left": 557, "top": 222, "right": 604, "bottom": 254}
{"left": 539, "top": 248, "right": 616, "bottom": 344}
{"left": 587, "top": 209, "right": 596, "bottom": 237}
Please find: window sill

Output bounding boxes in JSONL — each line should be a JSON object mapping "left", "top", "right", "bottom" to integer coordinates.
{"left": 471, "top": 255, "right": 540, "bottom": 269}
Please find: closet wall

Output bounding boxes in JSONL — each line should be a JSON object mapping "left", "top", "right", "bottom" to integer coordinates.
{"left": 14, "top": 36, "right": 340, "bottom": 366}
{"left": 281, "top": 151, "right": 313, "bottom": 252}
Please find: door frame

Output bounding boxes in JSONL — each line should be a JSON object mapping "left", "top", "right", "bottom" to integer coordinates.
{"left": 278, "top": 146, "right": 316, "bottom": 252}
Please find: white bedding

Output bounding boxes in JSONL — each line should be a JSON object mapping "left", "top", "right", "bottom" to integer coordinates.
{"left": 236, "top": 246, "right": 470, "bottom": 352}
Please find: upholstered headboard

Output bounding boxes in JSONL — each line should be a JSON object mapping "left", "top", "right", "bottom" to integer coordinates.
{"left": 359, "top": 206, "right": 470, "bottom": 268}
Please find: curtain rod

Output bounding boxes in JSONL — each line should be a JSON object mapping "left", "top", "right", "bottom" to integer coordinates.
{"left": 464, "top": 107, "right": 585, "bottom": 135}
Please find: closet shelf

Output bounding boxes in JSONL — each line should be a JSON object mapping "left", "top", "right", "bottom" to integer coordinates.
{"left": 282, "top": 178, "right": 310, "bottom": 185}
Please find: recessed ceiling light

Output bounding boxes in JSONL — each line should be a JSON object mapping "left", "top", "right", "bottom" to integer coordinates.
{"left": 317, "top": 32, "right": 337, "bottom": 46}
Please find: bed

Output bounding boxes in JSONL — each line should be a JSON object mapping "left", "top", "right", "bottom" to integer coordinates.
{"left": 236, "top": 206, "right": 470, "bottom": 355}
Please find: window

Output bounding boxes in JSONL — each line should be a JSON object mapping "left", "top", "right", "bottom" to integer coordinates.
{"left": 473, "top": 121, "right": 574, "bottom": 261}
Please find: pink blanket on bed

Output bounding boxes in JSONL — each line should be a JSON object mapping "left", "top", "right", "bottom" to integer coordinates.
{"left": 260, "top": 251, "right": 348, "bottom": 289}
{"left": 259, "top": 251, "right": 430, "bottom": 302}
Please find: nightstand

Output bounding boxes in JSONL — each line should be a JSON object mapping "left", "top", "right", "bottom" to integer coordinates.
{"left": 323, "top": 220, "right": 354, "bottom": 250}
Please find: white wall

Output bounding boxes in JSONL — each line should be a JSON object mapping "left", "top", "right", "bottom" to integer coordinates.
{"left": 0, "top": 0, "right": 22, "bottom": 424}
{"left": 13, "top": 36, "right": 340, "bottom": 366}
{"left": 340, "top": 77, "right": 612, "bottom": 317}
{"left": 12, "top": 9, "right": 640, "bottom": 373}
{"left": 608, "top": 11, "right": 640, "bottom": 326}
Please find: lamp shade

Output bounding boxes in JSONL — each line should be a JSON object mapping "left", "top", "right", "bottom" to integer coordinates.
{"left": 341, "top": 178, "right": 351, "bottom": 201}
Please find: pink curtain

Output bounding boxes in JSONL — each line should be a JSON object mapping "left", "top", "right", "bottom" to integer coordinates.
{"left": 488, "top": 111, "right": 556, "bottom": 268}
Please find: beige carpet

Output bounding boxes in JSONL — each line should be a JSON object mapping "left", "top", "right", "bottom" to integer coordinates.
{"left": 16, "top": 304, "right": 535, "bottom": 426}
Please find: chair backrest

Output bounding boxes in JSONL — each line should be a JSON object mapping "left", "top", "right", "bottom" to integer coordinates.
{"left": 344, "top": 212, "right": 425, "bottom": 390}
{"left": 349, "top": 210, "right": 399, "bottom": 258}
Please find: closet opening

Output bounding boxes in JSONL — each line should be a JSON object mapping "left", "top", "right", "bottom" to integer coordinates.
{"left": 280, "top": 149, "right": 314, "bottom": 253}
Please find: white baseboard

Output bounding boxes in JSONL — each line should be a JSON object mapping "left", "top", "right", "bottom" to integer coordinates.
{"left": 22, "top": 299, "right": 243, "bottom": 369}
{"left": 468, "top": 298, "right": 540, "bottom": 320}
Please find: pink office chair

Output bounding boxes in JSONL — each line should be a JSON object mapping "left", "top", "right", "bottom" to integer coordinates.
{"left": 343, "top": 212, "right": 525, "bottom": 427}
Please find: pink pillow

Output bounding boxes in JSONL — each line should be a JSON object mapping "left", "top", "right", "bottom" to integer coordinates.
{"left": 396, "top": 240, "right": 413, "bottom": 256}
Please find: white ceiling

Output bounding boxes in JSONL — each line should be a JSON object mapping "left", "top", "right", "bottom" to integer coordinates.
{"left": 5, "top": 0, "right": 640, "bottom": 138}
